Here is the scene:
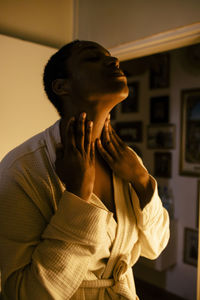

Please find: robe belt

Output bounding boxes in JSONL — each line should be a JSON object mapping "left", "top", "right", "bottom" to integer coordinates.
{"left": 80, "top": 278, "right": 115, "bottom": 288}
{"left": 80, "top": 253, "right": 131, "bottom": 289}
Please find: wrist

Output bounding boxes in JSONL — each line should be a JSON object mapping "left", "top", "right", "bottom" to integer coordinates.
{"left": 65, "top": 185, "right": 93, "bottom": 202}
{"left": 130, "top": 169, "right": 150, "bottom": 188}
{"left": 131, "top": 173, "right": 153, "bottom": 210}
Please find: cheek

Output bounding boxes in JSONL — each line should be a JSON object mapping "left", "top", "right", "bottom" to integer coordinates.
{"left": 70, "top": 69, "right": 128, "bottom": 98}
{"left": 74, "top": 71, "right": 101, "bottom": 90}
{"left": 70, "top": 74, "right": 97, "bottom": 97}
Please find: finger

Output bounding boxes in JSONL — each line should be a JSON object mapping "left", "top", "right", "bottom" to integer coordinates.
{"left": 67, "top": 118, "right": 76, "bottom": 149}
{"left": 102, "top": 121, "right": 119, "bottom": 158}
{"left": 108, "top": 123, "right": 120, "bottom": 148}
{"left": 96, "top": 138, "right": 113, "bottom": 166}
{"left": 85, "top": 120, "right": 93, "bottom": 155}
{"left": 111, "top": 126, "right": 126, "bottom": 149}
{"left": 106, "top": 113, "right": 110, "bottom": 121}
{"left": 102, "top": 119, "right": 110, "bottom": 145}
{"left": 76, "top": 112, "right": 86, "bottom": 152}
{"left": 63, "top": 117, "right": 74, "bottom": 147}
{"left": 90, "top": 141, "right": 95, "bottom": 163}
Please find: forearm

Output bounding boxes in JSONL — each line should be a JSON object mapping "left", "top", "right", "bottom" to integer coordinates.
{"left": 1, "top": 190, "right": 109, "bottom": 299}
{"left": 130, "top": 175, "right": 170, "bottom": 259}
{"left": 2, "top": 241, "right": 93, "bottom": 300}
{"left": 130, "top": 171, "right": 154, "bottom": 210}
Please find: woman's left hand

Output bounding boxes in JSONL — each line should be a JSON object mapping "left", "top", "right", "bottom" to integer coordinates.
{"left": 96, "top": 118, "right": 149, "bottom": 185}
{"left": 97, "top": 118, "right": 153, "bottom": 209}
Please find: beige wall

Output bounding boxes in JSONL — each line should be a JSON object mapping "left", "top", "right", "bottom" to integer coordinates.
{"left": 0, "top": 0, "right": 74, "bottom": 48}
{"left": 0, "top": 34, "right": 59, "bottom": 160}
{"left": 76, "top": 0, "right": 200, "bottom": 48}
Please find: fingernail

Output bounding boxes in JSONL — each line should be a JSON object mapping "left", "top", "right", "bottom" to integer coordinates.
{"left": 81, "top": 112, "right": 86, "bottom": 119}
{"left": 107, "top": 113, "right": 111, "bottom": 120}
{"left": 88, "top": 121, "right": 93, "bottom": 127}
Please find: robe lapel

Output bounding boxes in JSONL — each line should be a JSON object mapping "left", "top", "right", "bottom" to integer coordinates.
{"left": 101, "top": 173, "right": 138, "bottom": 280}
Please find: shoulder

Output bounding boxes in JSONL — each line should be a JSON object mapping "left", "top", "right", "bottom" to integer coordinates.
{"left": 0, "top": 130, "right": 46, "bottom": 174}
{"left": 0, "top": 120, "right": 60, "bottom": 175}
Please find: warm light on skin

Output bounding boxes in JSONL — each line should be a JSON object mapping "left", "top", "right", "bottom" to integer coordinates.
{"left": 56, "top": 41, "right": 152, "bottom": 208}
{"left": 58, "top": 41, "right": 129, "bottom": 143}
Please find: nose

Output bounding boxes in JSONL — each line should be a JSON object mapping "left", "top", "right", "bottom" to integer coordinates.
{"left": 105, "top": 56, "right": 120, "bottom": 69}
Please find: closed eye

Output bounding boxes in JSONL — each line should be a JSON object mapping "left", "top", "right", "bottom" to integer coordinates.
{"left": 82, "top": 49, "right": 110, "bottom": 62}
{"left": 83, "top": 53, "right": 101, "bottom": 62}
{"left": 86, "top": 56, "right": 100, "bottom": 61}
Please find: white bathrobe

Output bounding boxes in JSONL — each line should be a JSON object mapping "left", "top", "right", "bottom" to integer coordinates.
{"left": 0, "top": 120, "right": 170, "bottom": 300}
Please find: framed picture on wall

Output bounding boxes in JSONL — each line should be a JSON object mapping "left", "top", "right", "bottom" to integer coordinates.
{"left": 154, "top": 152, "right": 172, "bottom": 178}
{"left": 183, "top": 227, "right": 198, "bottom": 267}
{"left": 121, "top": 81, "right": 139, "bottom": 113}
{"left": 147, "top": 124, "right": 175, "bottom": 149}
{"left": 115, "top": 121, "right": 143, "bottom": 142}
{"left": 149, "top": 52, "right": 170, "bottom": 89}
{"left": 150, "top": 96, "right": 169, "bottom": 123}
{"left": 180, "top": 88, "right": 200, "bottom": 176}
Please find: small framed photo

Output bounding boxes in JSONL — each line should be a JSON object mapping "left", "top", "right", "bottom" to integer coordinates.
{"left": 115, "top": 121, "right": 143, "bottom": 143}
{"left": 183, "top": 228, "right": 198, "bottom": 267}
{"left": 150, "top": 96, "right": 169, "bottom": 123}
{"left": 121, "top": 81, "right": 139, "bottom": 113}
{"left": 154, "top": 152, "right": 172, "bottom": 178}
{"left": 149, "top": 52, "right": 170, "bottom": 89}
{"left": 147, "top": 124, "right": 175, "bottom": 149}
{"left": 180, "top": 88, "right": 200, "bottom": 176}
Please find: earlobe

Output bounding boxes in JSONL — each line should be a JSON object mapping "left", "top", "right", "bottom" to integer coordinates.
{"left": 52, "top": 79, "right": 70, "bottom": 95}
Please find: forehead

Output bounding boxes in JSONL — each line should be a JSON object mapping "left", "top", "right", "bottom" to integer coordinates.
{"left": 71, "top": 41, "right": 110, "bottom": 57}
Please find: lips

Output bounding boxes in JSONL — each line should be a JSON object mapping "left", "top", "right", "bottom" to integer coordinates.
{"left": 109, "top": 69, "right": 125, "bottom": 77}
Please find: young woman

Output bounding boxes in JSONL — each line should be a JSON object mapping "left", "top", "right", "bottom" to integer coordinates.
{"left": 0, "top": 40, "right": 170, "bottom": 299}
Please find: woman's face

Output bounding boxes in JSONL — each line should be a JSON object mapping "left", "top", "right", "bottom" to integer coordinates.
{"left": 65, "top": 41, "right": 129, "bottom": 104}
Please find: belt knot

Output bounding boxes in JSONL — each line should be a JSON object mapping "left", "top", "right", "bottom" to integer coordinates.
{"left": 113, "top": 253, "right": 130, "bottom": 282}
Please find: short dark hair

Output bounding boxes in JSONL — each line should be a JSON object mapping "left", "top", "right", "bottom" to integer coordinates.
{"left": 43, "top": 40, "right": 80, "bottom": 117}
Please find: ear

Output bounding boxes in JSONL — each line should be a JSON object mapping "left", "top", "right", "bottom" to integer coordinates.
{"left": 52, "top": 79, "right": 70, "bottom": 96}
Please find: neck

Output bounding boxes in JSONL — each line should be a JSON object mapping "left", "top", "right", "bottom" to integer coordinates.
{"left": 59, "top": 104, "right": 112, "bottom": 145}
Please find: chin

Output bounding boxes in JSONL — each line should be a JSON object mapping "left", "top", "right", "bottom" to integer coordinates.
{"left": 88, "top": 81, "right": 129, "bottom": 104}
{"left": 112, "top": 82, "right": 129, "bottom": 103}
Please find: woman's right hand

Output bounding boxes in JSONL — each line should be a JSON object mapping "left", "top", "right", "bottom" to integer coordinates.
{"left": 55, "top": 113, "right": 95, "bottom": 201}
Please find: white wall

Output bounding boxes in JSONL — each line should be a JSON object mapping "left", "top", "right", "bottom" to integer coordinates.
{"left": 0, "top": 34, "right": 59, "bottom": 160}
{"left": 76, "top": 0, "right": 200, "bottom": 48}
{"left": 0, "top": 0, "right": 74, "bottom": 48}
{"left": 112, "top": 46, "right": 199, "bottom": 300}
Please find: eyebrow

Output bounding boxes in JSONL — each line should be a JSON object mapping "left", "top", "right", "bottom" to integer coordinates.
{"left": 78, "top": 45, "right": 110, "bottom": 56}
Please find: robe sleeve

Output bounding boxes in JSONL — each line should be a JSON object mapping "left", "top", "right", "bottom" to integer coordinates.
{"left": 0, "top": 170, "right": 109, "bottom": 300}
{"left": 130, "top": 175, "right": 170, "bottom": 260}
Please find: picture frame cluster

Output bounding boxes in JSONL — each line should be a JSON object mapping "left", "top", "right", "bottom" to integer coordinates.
{"left": 148, "top": 53, "right": 173, "bottom": 179}
{"left": 114, "top": 50, "right": 200, "bottom": 268}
